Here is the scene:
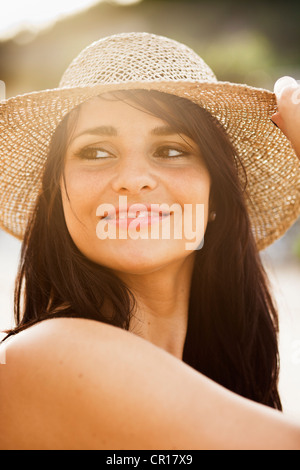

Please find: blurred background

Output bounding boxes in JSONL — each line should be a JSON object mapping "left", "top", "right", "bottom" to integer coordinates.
{"left": 0, "top": 0, "right": 300, "bottom": 418}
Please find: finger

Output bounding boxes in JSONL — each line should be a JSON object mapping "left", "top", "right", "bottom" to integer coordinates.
{"left": 272, "top": 77, "right": 300, "bottom": 159}
{"left": 270, "top": 112, "right": 289, "bottom": 136}
{"left": 274, "top": 77, "right": 300, "bottom": 116}
{"left": 274, "top": 76, "right": 298, "bottom": 101}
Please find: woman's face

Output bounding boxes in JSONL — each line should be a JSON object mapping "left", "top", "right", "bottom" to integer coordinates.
{"left": 61, "top": 95, "right": 211, "bottom": 274}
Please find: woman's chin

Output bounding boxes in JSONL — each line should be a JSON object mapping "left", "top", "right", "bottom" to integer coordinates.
{"left": 83, "top": 238, "right": 194, "bottom": 275}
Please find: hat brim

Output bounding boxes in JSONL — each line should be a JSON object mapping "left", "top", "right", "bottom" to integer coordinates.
{"left": 0, "top": 80, "right": 299, "bottom": 250}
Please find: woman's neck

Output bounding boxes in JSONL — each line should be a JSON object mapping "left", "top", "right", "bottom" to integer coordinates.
{"left": 114, "top": 254, "right": 195, "bottom": 360}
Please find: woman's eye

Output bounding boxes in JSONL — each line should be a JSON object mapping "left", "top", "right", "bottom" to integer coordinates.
{"left": 155, "top": 147, "right": 188, "bottom": 159}
{"left": 76, "top": 147, "right": 112, "bottom": 160}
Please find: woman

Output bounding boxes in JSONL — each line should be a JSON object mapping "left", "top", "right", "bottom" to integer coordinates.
{"left": 0, "top": 33, "right": 300, "bottom": 450}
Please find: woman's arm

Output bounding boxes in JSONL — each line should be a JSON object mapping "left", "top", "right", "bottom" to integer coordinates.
{"left": 0, "top": 317, "right": 299, "bottom": 450}
{"left": 271, "top": 76, "right": 300, "bottom": 160}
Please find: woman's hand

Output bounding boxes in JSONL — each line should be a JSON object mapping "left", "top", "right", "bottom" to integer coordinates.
{"left": 271, "top": 76, "right": 300, "bottom": 160}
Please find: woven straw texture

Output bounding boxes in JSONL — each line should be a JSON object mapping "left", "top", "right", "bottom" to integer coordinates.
{"left": 0, "top": 32, "right": 299, "bottom": 250}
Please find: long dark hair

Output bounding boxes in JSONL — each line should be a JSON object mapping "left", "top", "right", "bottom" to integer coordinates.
{"left": 4, "top": 90, "right": 282, "bottom": 410}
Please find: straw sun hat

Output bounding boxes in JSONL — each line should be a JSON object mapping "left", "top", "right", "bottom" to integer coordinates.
{"left": 0, "top": 32, "right": 299, "bottom": 249}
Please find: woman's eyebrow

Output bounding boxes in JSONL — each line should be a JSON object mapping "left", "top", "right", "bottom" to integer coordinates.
{"left": 151, "top": 126, "right": 195, "bottom": 148}
{"left": 71, "top": 124, "right": 180, "bottom": 143}
{"left": 150, "top": 125, "right": 179, "bottom": 136}
{"left": 72, "top": 125, "right": 118, "bottom": 142}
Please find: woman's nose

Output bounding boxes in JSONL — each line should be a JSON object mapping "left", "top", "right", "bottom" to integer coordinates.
{"left": 111, "top": 158, "right": 158, "bottom": 195}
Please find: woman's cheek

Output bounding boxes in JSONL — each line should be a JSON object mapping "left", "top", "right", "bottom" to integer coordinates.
{"left": 63, "top": 167, "right": 105, "bottom": 219}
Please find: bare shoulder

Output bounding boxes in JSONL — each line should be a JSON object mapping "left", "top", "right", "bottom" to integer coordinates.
{"left": 0, "top": 318, "right": 201, "bottom": 450}
{"left": 0, "top": 317, "right": 136, "bottom": 391}
{"left": 1, "top": 317, "right": 136, "bottom": 357}
{"left": 0, "top": 317, "right": 161, "bottom": 375}
{"left": 1, "top": 318, "right": 299, "bottom": 450}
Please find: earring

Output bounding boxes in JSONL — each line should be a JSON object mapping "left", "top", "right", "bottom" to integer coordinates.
{"left": 209, "top": 211, "right": 216, "bottom": 222}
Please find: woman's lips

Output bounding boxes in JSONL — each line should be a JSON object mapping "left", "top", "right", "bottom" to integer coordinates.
{"left": 103, "top": 210, "right": 171, "bottom": 229}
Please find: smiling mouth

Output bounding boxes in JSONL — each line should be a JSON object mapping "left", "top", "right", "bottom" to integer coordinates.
{"left": 102, "top": 210, "right": 172, "bottom": 228}
{"left": 103, "top": 210, "right": 170, "bottom": 220}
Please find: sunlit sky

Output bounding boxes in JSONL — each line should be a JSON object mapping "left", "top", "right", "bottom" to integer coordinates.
{"left": 0, "top": 0, "right": 142, "bottom": 40}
